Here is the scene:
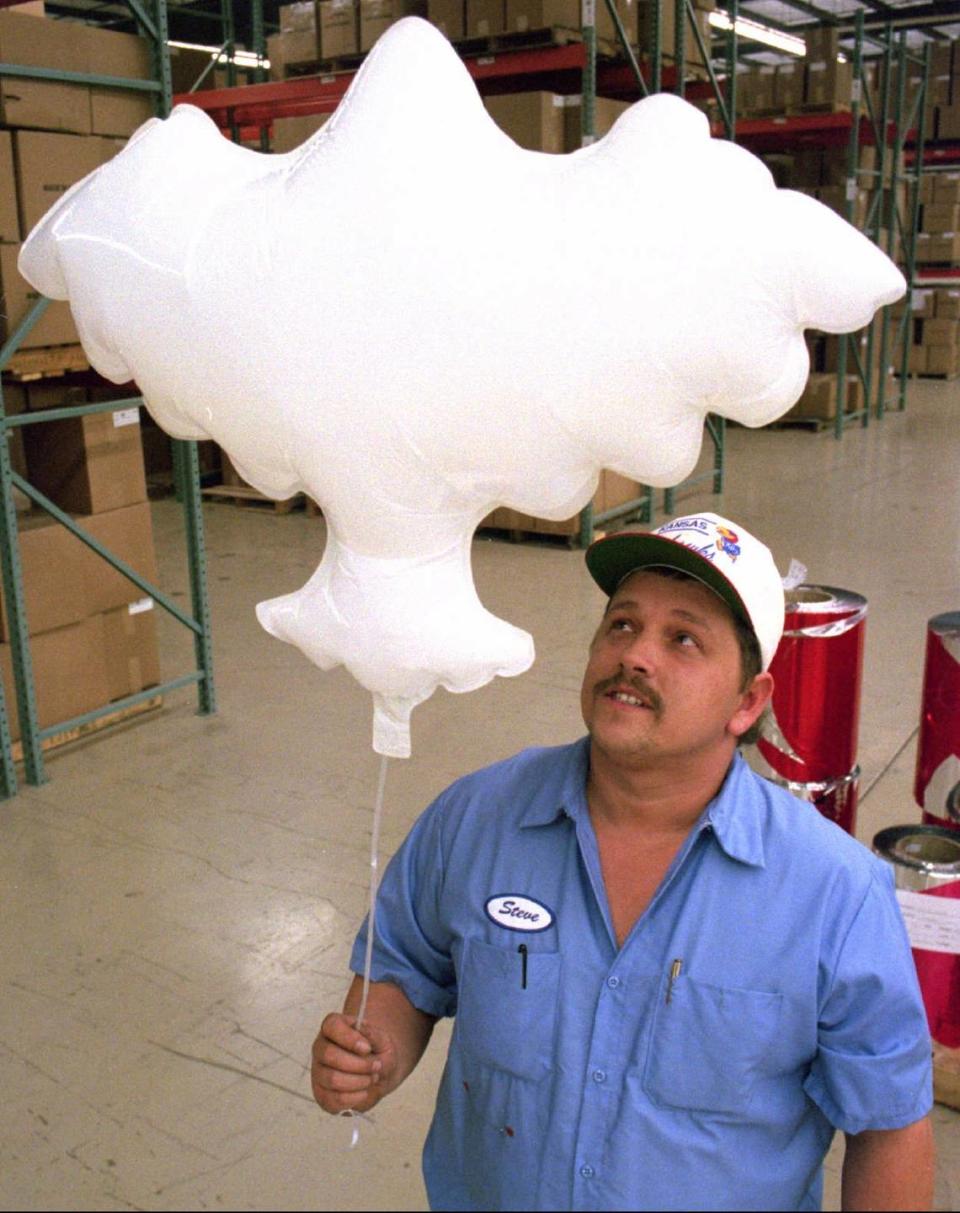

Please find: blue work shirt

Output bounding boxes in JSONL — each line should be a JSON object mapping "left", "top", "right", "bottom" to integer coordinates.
{"left": 351, "top": 739, "right": 932, "bottom": 1212}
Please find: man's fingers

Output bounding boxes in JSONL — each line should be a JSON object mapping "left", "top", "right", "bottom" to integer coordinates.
{"left": 314, "top": 1039, "right": 381, "bottom": 1077}
{"left": 313, "top": 1060, "right": 381, "bottom": 1093}
{"left": 320, "top": 1013, "right": 377, "bottom": 1057}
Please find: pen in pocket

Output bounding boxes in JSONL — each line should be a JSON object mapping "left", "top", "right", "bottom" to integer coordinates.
{"left": 665, "top": 958, "right": 683, "bottom": 1004}
{"left": 518, "top": 943, "right": 528, "bottom": 990}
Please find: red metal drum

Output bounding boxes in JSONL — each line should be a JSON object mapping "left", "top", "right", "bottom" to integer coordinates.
{"left": 874, "top": 825, "right": 960, "bottom": 1048}
{"left": 757, "top": 586, "right": 867, "bottom": 835}
{"left": 915, "top": 612, "right": 960, "bottom": 831}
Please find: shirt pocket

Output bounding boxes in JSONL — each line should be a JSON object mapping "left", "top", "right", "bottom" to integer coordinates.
{"left": 456, "top": 937, "right": 561, "bottom": 1082}
{"left": 642, "top": 974, "right": 784, "bottom": 1116}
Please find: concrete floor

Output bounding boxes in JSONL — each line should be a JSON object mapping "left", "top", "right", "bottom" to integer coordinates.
{"left": 1, "top": 379, "right": 958, "bottom": 1210}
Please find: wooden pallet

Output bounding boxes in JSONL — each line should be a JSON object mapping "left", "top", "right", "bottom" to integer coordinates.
{"left": 4, "top": 344, "right": 89, "bottom": 382}
{"left": 11, "top": 694, "right": 163, "bottom": 763}
{"left": 933, "top": 1041, "right": 960, "bottom": 1111}
{"left": 201, "top": 483, "right": 305, "bottom": 514}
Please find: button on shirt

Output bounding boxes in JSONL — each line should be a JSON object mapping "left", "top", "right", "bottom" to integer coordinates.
{"left": 350, "top": 739, "right": 932, "bottom": 1212}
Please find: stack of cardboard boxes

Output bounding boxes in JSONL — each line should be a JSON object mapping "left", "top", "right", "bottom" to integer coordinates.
{"left": 737, "top": 29, "right": 855, "bottom": 118}
{"left": 917, "top": 41, "right": 960, "bottom": 144}
{"left": 916, "top": 172, "right": 960, "bottom": 268}
{"left": 0, "top": 384, "right": 162, "bottom": 741}
{"left": 892, "top": 287, "right": 960, "bottom": 379}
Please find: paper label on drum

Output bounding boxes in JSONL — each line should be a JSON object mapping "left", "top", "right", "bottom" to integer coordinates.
{"left": 896, "top": 889, "right": 960, "bottom": 955}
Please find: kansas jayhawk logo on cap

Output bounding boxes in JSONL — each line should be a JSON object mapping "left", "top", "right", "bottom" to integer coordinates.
{"left": 715, "top": 525, "right": 741, "bottom": 560}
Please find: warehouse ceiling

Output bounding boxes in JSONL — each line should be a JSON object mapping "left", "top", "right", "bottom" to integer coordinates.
{"left": 7, "top": 0, "right": 960, "bottom": 64}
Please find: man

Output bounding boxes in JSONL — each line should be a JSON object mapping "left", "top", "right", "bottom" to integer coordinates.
{"left": 312, "top": 512, "right": 934, "bottom": 1212}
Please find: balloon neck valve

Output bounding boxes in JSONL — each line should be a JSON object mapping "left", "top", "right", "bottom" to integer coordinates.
{"left": 372, "top": 695, "right": 415, "bottom": 759}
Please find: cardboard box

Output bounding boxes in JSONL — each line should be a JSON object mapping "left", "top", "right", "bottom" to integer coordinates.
{"left": 319, "top": 0, "right": 359, "bottom": 56}
{"left": 923, "top": 318, "right": 959, "bottom": 348}
{"left": 0, "top": 10, "right": 91, "bottom": 134}
{"left": 933, "top": 173, "right": 960, "bottom": 205}
{"left": 926, "top": 344, "right": 960, "bottom": 377}
{"left": 79, "top": 502, "right": 160, "bottom": 616}
{"left": 506, "top": 0, "right": 616, "bottom": 41}
{"left": 468, "top": 0, "right": 505, "bottom": 36}
{"left": 280, "top": 1, "right": 319, "bottom": 31}
{"left": 85, "top": 25, "right": 155, "bottom": 136}
{"left": 22, "top": 406, "right": 147, "bottom": 515}
{"left": 563, "top": 94, "right": 629, "bottom": 147}
{"left": 360, "top": 0, "right": 427, "bottom": 51}
{"left": 0, "top": 617, "right": 111, "bottom": 742}
{"left": 98, "top": 599, "right": 161, "bottom": 701}
{"left": 428, "top": 0, "right": 465, "bottom": 38}
{"left": 790, "top": 373, "right": 838, "bottom": 421}
{"left": 938, "top": 105, "right": 960, "bottom": 142}
{"left": 0, "top": 243, "right": 77, "bottom": 349}
{"left": 484, "top": 91, "right": 567, "bottom": 153}
{"left": 922, "top": 203, "right": 960, "bottom": 233}
{"left": 935, "top": 289, "right": 960, "bottom": 321}
{"left": 0, "top": 132, "right": 18, "bottom": 244}
{"left": 804, "top": 59, "right": 852, "bottom": 109}
{"left": 272, "top": 111, "right": 332, "bottom": 153}
{"left": 921, "top": 233, "right": 960, "bottom": 264}
{"left": 775, "top": 63, "right": 804, "bottom": 111}
{"left": 805, "top": 26, "right": 839, "bottom": 63}
{"left": 13, "top": 131, "right": 104, "bottom": 238}
{"left": 272, "top": 27, "right": 321, "bottom": 69}
{"left": 0, "top": 511, "right": 93, "bottom": 639}
{"left": 482, "top": 469, "right": 646, "bottom": 536}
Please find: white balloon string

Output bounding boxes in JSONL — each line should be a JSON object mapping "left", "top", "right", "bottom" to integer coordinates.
{"left": 345, "top": 752, "right": 389, "bottom": 1149}
{"left": 356, "top": 751, "right": 389, "bottom": 1030}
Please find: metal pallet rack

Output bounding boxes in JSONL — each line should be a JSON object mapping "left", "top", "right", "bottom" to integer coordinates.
{"left": 0, "top": 0, "right": 216, "bottom": 797}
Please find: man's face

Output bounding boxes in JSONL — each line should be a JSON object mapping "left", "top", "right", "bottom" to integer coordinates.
{"left": 580, "top": 569, "right": 769, "bottom": 769}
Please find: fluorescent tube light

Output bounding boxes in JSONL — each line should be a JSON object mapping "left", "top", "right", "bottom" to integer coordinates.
{"left": 167, "top": 39, "right": 267, "bottom": 71}
{"left": 708, "top": 11, "right": 807, "bottom": 57}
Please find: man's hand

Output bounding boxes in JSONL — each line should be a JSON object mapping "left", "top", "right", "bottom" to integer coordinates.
{"left": 311, "top": 1012, "right": 397, "bottom": 1114}
{"left": 311, "top": 977, "right": 437, "bottom": 1116}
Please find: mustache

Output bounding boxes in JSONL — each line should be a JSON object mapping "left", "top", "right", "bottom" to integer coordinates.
{"left": 594, "top": 674, "right": 664, "bottom": 716}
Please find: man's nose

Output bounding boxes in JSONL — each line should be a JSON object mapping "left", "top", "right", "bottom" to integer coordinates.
{"left": 619, "top": 633, "right": 656, "bottom": 675}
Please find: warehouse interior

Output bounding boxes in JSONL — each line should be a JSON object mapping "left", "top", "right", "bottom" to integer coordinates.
{"left": 1, "top": 0, "right": 960, "bottom": 1209}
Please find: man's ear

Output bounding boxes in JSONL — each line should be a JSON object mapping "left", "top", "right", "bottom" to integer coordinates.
{"left": 729, "top": 671, "right": 774, "bottom": 739}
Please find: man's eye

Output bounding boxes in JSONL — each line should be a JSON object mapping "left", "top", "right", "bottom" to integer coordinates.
{"left": 676, "top": 632, "right": 700, "bottom": 648}
{"left": 610, "top": 618, "right": 633, "bottom": 632}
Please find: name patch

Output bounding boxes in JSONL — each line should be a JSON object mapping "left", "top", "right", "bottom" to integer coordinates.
{"left": 484, "top": 894, "right": 554, "bottom": 933}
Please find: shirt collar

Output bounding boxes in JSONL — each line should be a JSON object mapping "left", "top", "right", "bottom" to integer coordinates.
{"left": 519, "top": 739, "right": 766, "bottom": 869}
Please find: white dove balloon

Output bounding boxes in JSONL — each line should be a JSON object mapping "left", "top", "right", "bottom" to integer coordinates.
{"left": 18, "top": 17, "right": 905, "bottom": 757}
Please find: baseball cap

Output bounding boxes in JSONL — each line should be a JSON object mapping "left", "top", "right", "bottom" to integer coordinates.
{"left": 585, "top": 512, "right": 785, "bottom": 670}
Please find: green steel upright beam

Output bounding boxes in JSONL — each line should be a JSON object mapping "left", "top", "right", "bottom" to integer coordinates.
{"left": 834, "top": 10, "right": 865, "bottom": 438}
{"left": 893, "top": 44, "right": 929, "bottom": 412}
{"left": 0, "top": 299, "right": 53, "bottom": 789}
{"left": 674, "top": 0, "right": 686, "bottom": 98}
{"left": 724, "top": 0, "right": 738, "bottom": 141}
